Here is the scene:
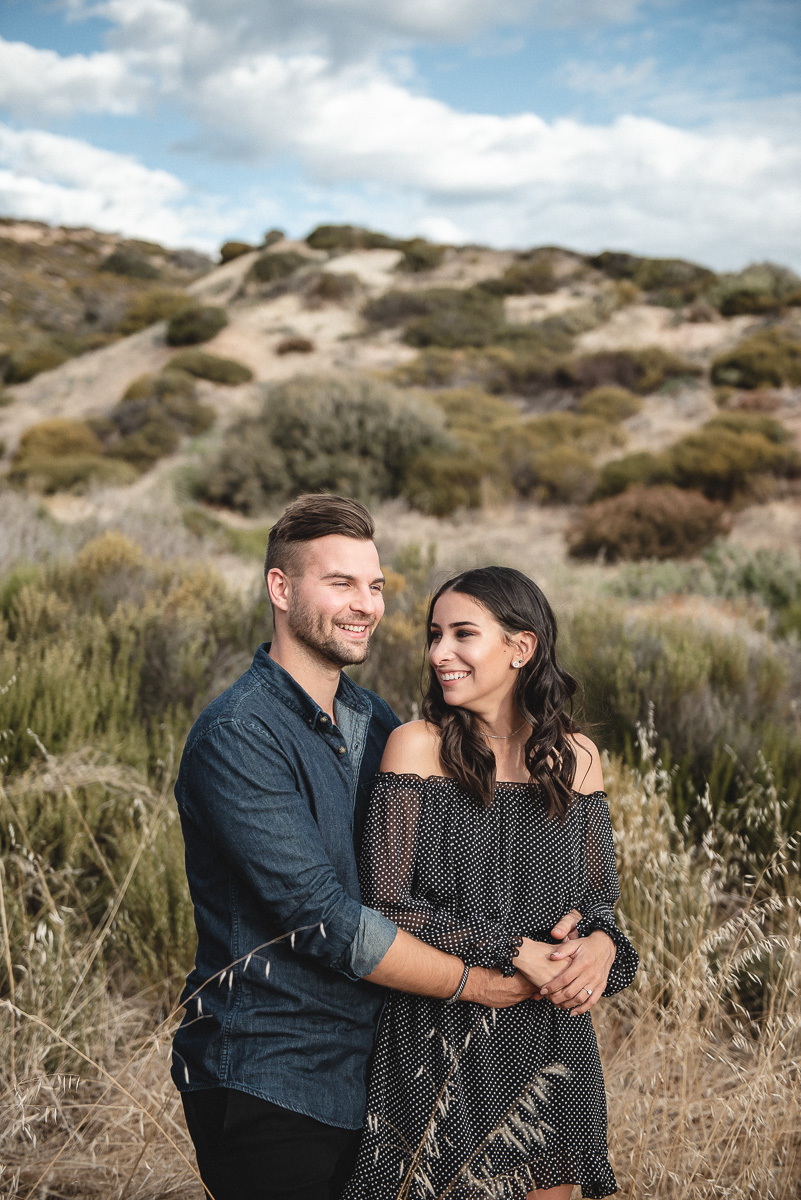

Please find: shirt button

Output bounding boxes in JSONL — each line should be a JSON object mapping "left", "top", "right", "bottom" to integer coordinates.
{"left": 337, "top": 745, "right": 347, "bottom": 755}
{"left": 319, "top": 715, "right": 329, "bottom": 725}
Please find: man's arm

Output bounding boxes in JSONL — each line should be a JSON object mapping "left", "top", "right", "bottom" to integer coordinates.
{"left": 365, "top": 927, "right": 538, "bottom": 1008}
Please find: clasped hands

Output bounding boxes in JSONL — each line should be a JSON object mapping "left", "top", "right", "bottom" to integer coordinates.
{"left": 514, "top": 909, "right": 615, "bottom": 1016}
{"left": 462, "top": 909, "right": 615, "bottom": 1013}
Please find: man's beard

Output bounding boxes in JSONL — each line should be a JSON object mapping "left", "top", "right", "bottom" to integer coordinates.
{"left": 286, "top": 596, "right": 374, "bottom": 668}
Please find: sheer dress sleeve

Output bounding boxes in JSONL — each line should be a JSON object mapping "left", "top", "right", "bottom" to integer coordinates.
{"left": 574, "top": 791, "right": 638, "bottom": 996}
{"left": 359, "top": 773, "right": 522, "bottom": 975}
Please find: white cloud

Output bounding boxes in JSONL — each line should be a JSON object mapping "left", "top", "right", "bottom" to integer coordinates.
{"left": 0, "top": 37, "right": 144, "bottom": 118}
{"left": 2, "top": 0, "right": 799, "bottom": 269}
{"left": 0, "top": 124, "right": 233, "bottom": 248}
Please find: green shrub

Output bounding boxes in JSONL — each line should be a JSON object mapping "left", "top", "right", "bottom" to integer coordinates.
{"left": 100, "top": 247, "right": 159, "bottom": 279}
{"left": 400, "top": 446, "right": 494, "bottom": 516}
{"left": 561, "top": 603, "right": 801, "bottom": 833}
{"left": 249, "top": 250, "right": 308, "bottom": 284}
{"left": 219, "top": 240, "right": 254, "bottom": 263}
{"left": 166, "top": 304, "right": 228, "bottom": 346}
{"left": 403, "top": 289, "right": 506, "bottom": 349}
{"left": 108, "top": 418, "right": 182, "bottom": 471}
{"left": 569, "top": 345, "right": 700, "bottom": 394}
{"left": 397, "top": 240, "right": 446, "bottom": 273}
{"left": 306, "top": 224, "right": 396, "bottom": 251}
{"left": 569, "top": 485, "right": 727, "bottom": 561}
{"left": 578, "top": 386, "right": 643, "bottom": 422}
{"left": 516, "top": 443, "right": 598, "bottom": 503}
{"left": 668, "top": 425, "right": 799, "bottom": 500}
{"left": 117, "top": 288, "right": 193, "bottom": 335}
{"left": 590, "top": 251, "right": 715, "bottom": 305}
{"left": 593, "top": 450, "right": 669, "bottom": 499}
{"left": 13, "top": 418, "right": 105, "bottom": 463}
{"left": 594, "top": 416, "right": 799, "bottom": 503}
{"left": 7, "top": 417, "right": 139, "bottom": 492}
{"left": 705, "top": 411, "right": 792, "bottom": 444}
{"left": 168, "top": 350, "right": 253, "bottom": 384}
{"left": 194, "top": 374, "right": 450, "bottom": 513}
{"left": 9, "top": 454, "right": 138, "bottom": 493}
{"left": 5, "top": 342, "right": 71, "bottom": 383}
{"left": 363, "top": 289, "right": 445, "bottom": 327}
{"left": 306, "top": 272, "right": 359, "bottom": 305}
{"left": 708, "top": 262, "right": 801, "bottom": 316}
{"left": 478, "top": 255, "right": 557, "bottom": 295}
{"left": 263, "top": 228, "right": 285, "bottom": 248}
{"left": 711, "top": 330, "right": 801, "bottom": 389}
{"left": 105, "top": 370, "right": 214, "bottom": 472}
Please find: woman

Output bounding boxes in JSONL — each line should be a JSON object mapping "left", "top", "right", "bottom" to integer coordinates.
{"left": 343, "top": 567, "right": 638, "bottom": 1200}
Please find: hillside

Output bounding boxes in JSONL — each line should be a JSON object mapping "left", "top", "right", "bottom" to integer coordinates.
{"left": 1, "top": 219, "right": 800, "bottom": 580}
{"left": 1, "top": 221, "right": 800, "bottom": 1198}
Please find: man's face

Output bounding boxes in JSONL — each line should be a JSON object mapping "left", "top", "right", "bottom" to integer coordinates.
{"left": 283, "top": 535, "right": 386, "bottom": 667}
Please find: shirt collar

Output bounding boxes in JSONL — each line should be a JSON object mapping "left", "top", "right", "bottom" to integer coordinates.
{"left": 250, "top": 643, "right": 371, "bottom": 730}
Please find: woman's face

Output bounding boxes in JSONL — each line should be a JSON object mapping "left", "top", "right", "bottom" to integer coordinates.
{"left": 428, "top": 590, "right": 523, "bottom": 712}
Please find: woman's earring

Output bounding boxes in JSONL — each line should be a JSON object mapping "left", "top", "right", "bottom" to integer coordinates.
{"left": 512, "top": 659, "right": 523, "bottom": 668}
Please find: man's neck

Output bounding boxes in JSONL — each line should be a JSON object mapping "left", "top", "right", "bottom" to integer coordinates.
{"left": 268, "top": 634, "right": 341, "bottom": 719}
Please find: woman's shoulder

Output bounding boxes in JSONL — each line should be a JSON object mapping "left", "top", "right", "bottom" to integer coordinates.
{"left": 567, "top": 732, "right": 605, "bottom": 795}
{"left": 380, "top": 720, "right": 442, "bottom": 777}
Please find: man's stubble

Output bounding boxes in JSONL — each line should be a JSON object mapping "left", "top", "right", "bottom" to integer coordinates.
{"left": 286, "top": 593, "right": 375, "bottom": 669}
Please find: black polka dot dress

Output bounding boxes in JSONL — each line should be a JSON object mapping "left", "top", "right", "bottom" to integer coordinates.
{"left": 342, "top": 773, "right": 638, "bottom": 1200}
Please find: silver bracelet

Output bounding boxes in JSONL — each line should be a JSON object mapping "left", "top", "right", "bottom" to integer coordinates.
{"left": 444, "top": 962, "right": 470, "bottom": 1005}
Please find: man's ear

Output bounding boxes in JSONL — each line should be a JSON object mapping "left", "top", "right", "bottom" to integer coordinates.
{"left": 267, "top": 567, "right": 292, "bottom": 613}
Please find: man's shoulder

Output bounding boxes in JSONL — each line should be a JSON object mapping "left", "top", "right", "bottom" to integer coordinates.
{"left": 184, "top": 661, "right": 269, "bottom": 748}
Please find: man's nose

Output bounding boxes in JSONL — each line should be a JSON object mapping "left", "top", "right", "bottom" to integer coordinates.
{"left": 350, "top": 586, "right": 380, "bottom": 615}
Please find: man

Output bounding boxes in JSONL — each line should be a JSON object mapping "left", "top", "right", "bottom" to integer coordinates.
{"left": 172, "top": 493, "right": 582, "bottom": 1200}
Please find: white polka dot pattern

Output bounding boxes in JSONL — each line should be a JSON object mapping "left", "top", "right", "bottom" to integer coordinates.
{"left": 342, "top": 772, "right": 638, "bottom": 1200}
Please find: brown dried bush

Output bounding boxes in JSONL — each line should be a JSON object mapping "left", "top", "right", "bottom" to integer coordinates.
{"left": 569, "top": 485, "right": 728, "bottom": 561}
{"left": 568, "top": 346, "right": 700, "bottom": 394}
{"left": 276, "top": 336, "right": 314, "bottom": 355}
{"left": 219, "top": 240, "right": 254, "bottom": 263}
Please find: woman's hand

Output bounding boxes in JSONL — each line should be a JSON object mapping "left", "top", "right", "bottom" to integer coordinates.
{"left": 539, "top": 931, "right": 616, "bottom": 1015}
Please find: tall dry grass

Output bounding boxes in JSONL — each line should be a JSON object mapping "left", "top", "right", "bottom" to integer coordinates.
{"left": 1, "top": 722, "right": 798, "bottom": 1198}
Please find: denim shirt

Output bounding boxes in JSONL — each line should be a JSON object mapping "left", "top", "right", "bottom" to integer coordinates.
{"left": 171, "top": 644, "right": 400, "bottom": 1129}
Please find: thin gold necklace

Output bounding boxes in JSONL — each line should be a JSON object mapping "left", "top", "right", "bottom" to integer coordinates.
{"left": 485, "top": 721, "right": 526, "bottom": 740}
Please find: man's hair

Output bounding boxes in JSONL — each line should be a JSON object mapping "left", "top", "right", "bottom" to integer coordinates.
{"left": 264, "top": 493, "right": 376, "bottom": 583}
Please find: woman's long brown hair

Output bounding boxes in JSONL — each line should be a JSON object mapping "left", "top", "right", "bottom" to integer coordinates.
{"left": 421, "top": 566, "right": 580, "bottom": 819}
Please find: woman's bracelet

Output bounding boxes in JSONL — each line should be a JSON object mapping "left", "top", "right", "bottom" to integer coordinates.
{"left": 444, "top": 962, "right": 470, "bottom": 1005}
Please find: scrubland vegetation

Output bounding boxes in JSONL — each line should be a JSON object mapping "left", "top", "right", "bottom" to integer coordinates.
{"left": 1, "top": 218, "right": 800, "bottom": 1196}
{"left": 0, "top": 507, "right": 799, "bottom": 1197}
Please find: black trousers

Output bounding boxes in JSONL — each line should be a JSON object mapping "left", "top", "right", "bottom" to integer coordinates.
{"left": 181, "top": 1088, "right": 362, "bottom": 1200}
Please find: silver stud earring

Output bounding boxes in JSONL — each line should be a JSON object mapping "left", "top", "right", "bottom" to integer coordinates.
{"left": 512, "top": 659, "right": 523, "bottom": 668}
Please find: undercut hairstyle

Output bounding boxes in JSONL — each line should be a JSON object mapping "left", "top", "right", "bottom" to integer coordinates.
{"left": 421, "top": 566, "right": 581, "bottom": 820}
{"left": 264, "top": 493, "right": 376, "bottom": 584}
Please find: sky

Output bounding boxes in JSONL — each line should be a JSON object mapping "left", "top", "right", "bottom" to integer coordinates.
{"left": 0, "top": 0, "right": 799, "bottom": 269}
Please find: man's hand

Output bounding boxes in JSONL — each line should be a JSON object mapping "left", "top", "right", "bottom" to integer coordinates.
{"left": 539, "top": 931, "right": 615, "bottom": 1015}
{"left": 461, "top": 965, "right": 538, "bottom": 1008}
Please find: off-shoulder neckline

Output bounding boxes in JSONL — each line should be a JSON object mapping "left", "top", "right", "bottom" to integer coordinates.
{"left": 376, "top": 770, "right": 607, "bottom": 800}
